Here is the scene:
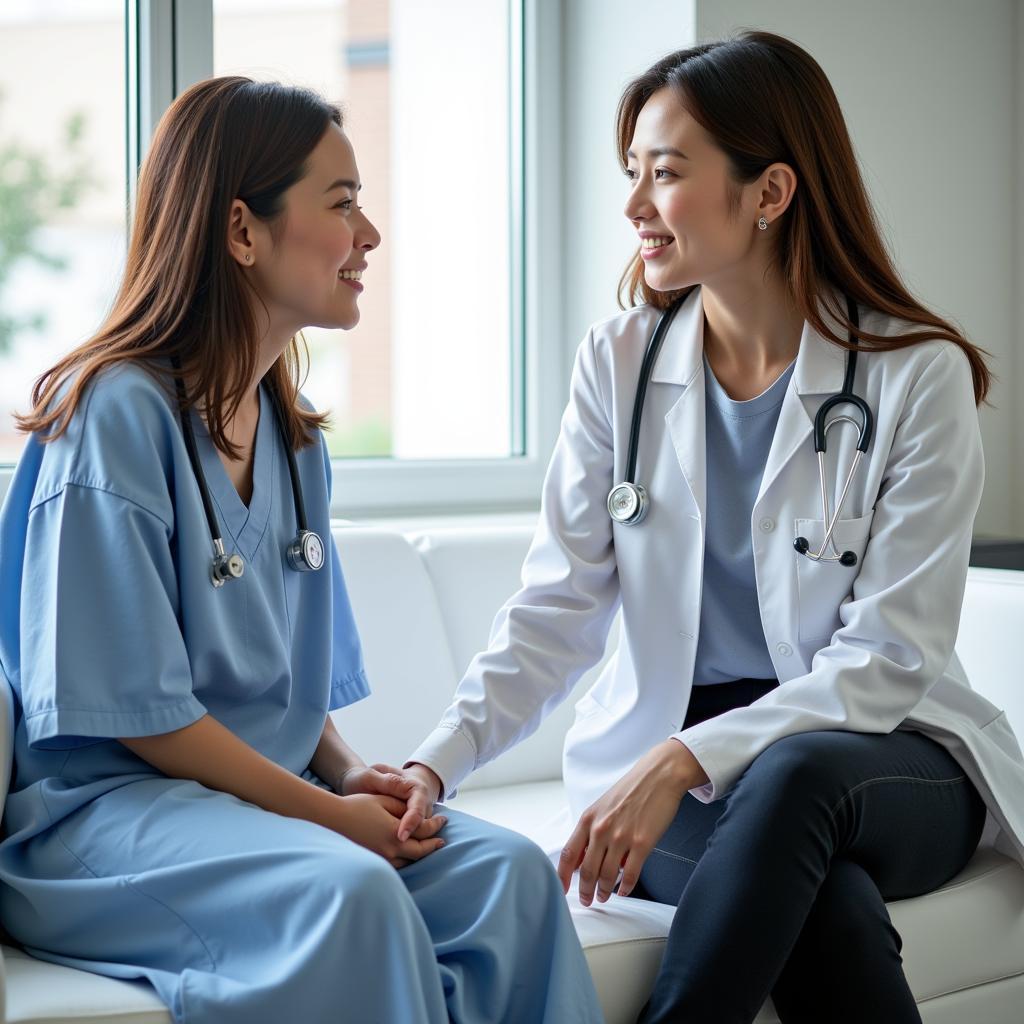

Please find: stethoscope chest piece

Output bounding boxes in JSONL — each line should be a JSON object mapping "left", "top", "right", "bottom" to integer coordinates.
{"left": 607, "top": 482, "right": 649, "bottom": 525}
{"left": 211, "top": 540, "right": 245, "bottom": 588}
{"left": 287, "top": 529, "right": 325, "bottom": 573}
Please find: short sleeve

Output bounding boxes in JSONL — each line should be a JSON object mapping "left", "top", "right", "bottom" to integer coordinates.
{"left": 328, "top": 536, "right": 371, "bottom": 711}
{"left": 320, "top": 440, "right": 370, "bottom": 711}
{"left": 20, "top": 483, "right": 207, "bottom": 750}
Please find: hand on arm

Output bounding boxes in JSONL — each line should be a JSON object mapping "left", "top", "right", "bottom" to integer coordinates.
{"left": 557, "top": 738, "right": 708, "bottom": 906}
{"left": 119, "top": 714, "right": 447, "bottom": 868}
{"left": 309, "top": 714, "right": 415, "bottom": 800}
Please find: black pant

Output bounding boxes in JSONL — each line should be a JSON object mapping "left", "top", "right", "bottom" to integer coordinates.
{"left": 634, "top": 679, "right": 986, "bottom": 1024}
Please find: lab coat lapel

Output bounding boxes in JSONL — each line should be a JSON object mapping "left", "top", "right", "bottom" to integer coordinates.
{"left": 647, "top": 286, "right": 850, "bottom": 515}
{"left": 650, "top": 288, "right": 707, "bottom": 520}
{"left": 755, "top": 303, "right": 849, "bottom": 506}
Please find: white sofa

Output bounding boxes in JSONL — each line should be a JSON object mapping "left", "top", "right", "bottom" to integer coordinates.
{"left": 1, "top": 521, "right": 1022, "bottom": 1023}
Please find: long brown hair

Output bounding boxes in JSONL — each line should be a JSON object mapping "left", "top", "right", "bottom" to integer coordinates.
{"left": 616, "top": 31, "right": 992, "bottom": 404}
{"left": 17, "top": 76, "right": 339, "bottom": 454}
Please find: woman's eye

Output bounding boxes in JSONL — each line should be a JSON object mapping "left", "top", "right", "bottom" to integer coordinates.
{"left": 333, "top": 199, "right": 353, "bottom": 211}
{"left": 625, "top": 168, "right": 638, "bottom": 182}
{"left": 654, "top": 168, "right": 674, "bottom": 180}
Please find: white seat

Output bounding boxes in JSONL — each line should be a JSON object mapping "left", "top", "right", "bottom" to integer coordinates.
{"left": 0, "top": 525, "right": 1022, "bottom": 1024}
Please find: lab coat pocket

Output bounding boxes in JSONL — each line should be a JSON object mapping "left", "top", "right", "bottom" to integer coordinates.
{"left": 794, "top": 512, "right": 875, "bottom": 642}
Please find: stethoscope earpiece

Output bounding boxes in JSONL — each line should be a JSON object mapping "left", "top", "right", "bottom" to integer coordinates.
{"left": 795, "top": 535, "right": 858, "bottom": 568}
{"left": 211, "top": 541, "right": 246, "bottom": 587}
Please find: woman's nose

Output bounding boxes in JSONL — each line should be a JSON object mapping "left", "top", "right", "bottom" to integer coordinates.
{"left": 623, "top": 181, "right": 652, "bottom": 222}
{"left": 357, "top": 213, "right": 381, "bottom": 252}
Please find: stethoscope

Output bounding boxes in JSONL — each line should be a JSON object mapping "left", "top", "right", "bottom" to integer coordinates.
{"left": 606, "top": 295, "right": 874, "bottom": 568}
{"left": 171, "top": 357, "right": 325, "bottom": 588}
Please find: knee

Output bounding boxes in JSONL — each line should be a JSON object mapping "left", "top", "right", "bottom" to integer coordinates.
{"left": 742, "top": 732, "right": 846, "bottom": 798}
{"left": 464, "top": 820, "right": 557, "bottom": 889}
{"left": 503, "top": 829, "right": 554, "bottom": 879}
{"left": 297, "top": 845, "right": 409, "bottom": 918}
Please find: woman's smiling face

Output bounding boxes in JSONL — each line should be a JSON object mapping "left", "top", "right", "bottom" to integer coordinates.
{"left": 622, "top": 87, "right": 764, "bottom": 292}
{"left": 245, "top": 123, "right": 381, "bottom": 333}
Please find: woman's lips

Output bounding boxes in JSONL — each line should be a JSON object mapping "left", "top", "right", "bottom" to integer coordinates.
{"left": 640, "top": 238, "right": 675, "bottom": 261}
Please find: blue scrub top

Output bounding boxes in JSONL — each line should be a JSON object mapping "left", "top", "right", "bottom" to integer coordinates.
{"left": 0, "top": 361, "right": 369, "bottom": 832}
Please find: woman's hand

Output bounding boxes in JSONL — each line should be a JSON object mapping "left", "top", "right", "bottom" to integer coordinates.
{"left": 365, "top": 762, "right": 443, "bottom": 843}
{"left": 338, "top": 764, "right": 418, "bottom": 802}
{"left": 557, "top": 739, "right": 708, "bottom": 906}
{"left": 328, "top": 792, "right": 448, "bottom": 869}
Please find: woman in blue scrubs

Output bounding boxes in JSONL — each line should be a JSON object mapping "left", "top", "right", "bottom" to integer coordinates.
{"left": 0, "top": 77, "right": 602, "bottom": 1024}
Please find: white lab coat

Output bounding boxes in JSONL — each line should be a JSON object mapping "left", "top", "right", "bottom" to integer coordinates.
{"left": 410, "top": 286, "right": 1024, "bottom": 866}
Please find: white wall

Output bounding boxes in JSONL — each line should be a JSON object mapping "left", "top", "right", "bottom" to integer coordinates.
{"left": 560, "top": 0, "right": 697, "bottom": 348}
{"left": 560, "top": 0, "right": 1020, "bottom": 536}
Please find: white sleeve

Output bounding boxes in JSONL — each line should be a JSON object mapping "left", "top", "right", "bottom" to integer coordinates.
{"left": 406, "top": 328, "right": 621, "bottom": 798}
{"left": 677, "top": 346, "right": 985, "bottom": 802}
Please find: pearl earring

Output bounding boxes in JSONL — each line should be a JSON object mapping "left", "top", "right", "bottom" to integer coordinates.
{"left": 757, "top": 216, "right": 768, "bottom": 231}
{"left": 244, "top": 254, "right": 252, "bottom": 263}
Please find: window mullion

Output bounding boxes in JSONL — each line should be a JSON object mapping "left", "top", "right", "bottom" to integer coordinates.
{"left": 173, "top": 0, "right": 214, "bottom": 95}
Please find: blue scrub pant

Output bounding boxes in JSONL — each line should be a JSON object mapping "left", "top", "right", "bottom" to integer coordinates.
{"left": 3, "top": 780, "right": 603, "bottom": 1024}
{"left": 634, "top": 679, "right": 986, "bottom": 1024}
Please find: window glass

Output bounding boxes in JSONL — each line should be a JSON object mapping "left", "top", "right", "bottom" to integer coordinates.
{"left": 213, "top": 0, "right": 515, "bottom": 459}
{"left": 0, "top": 0, "right": 127, "bottom": 463}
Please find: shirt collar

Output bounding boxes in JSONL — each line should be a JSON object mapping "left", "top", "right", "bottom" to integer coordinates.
{"left": 649, "top": 283, "right": 851, "bottom": 396}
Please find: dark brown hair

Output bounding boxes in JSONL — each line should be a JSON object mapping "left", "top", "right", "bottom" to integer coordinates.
{"left": 17, "top": 76, "right": 341, "bottom": 453}
{"left": 616, "top": 31, "right": 992, "bottom": 404}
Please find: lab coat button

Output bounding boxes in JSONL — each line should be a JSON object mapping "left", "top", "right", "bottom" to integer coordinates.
{"left": 776, "top": 641, "right": 793, "bottom": 657}
{"left": 759, "top": 517, "right": 775, "bottom": 533}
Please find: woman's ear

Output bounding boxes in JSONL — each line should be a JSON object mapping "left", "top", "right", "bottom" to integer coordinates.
{"left": 226, "top": 198, "right": 257, "bottom": 267}
{"left": 758, "top": 162, "right": 798, "bottom": 224}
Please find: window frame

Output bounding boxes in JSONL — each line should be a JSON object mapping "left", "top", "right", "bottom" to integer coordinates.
{"left": 0, "top": 0, "right": 565, "bottom": 518}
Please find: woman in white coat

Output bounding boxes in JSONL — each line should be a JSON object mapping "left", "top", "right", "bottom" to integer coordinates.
{"left": 393, "top": 31, "right": 1024, "bottom": 1024}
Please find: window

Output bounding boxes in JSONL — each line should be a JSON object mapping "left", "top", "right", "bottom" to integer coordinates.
{"left": 0, "top": 0, "right": 560, "bottom": 516}
{"left": 0, "top": 0, "right": 128, "bottom": 464}
{"left": 212, "top": 0, "right": 515, "bottom": 461}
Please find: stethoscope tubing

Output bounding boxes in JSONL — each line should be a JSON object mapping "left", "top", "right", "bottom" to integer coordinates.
{"left": 623, "top": 297, "right": 686, "bottom": 484}
{"left": 609, "top": 293, "right": 875, "bottom": 571}
{"left": 171, "top": 357, "right": 223, "bottom": 550}
{"left": 170, "top": 356, "right": 323, "bottom": 586}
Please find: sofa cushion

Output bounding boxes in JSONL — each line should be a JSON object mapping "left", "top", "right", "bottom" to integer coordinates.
{"left": 2, "top": 946, "right": 170, "bottom": 1024}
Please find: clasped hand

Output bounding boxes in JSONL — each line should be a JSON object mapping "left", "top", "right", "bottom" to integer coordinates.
{"left": 557, "top": 739, "right": 707, "bottom": 906}
{"left": 331, "top": 764, "right": 446, "bottom": 869}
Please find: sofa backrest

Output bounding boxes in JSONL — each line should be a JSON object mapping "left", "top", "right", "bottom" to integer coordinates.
{"left": 951, "top": 567, "right": 1024, "bottom": 739}
{"left": 332, "top": 524, "right": 615, "bottom": 790}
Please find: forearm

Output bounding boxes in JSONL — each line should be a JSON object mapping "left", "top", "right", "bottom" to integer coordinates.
{"left": 119, "top": 714, "right": 337, "bottom": 827}
{"left": 308, "top": 713, "right": 365, "bottom": 791}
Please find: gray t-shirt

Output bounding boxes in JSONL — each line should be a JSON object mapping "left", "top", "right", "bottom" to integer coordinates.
{"left": 692, "top": 353, "right": 795, "bottom": 685}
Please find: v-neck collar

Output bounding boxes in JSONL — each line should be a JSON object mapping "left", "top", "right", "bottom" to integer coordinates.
{"left": 192, "top": 383, "right": 275, "bottom": 563}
